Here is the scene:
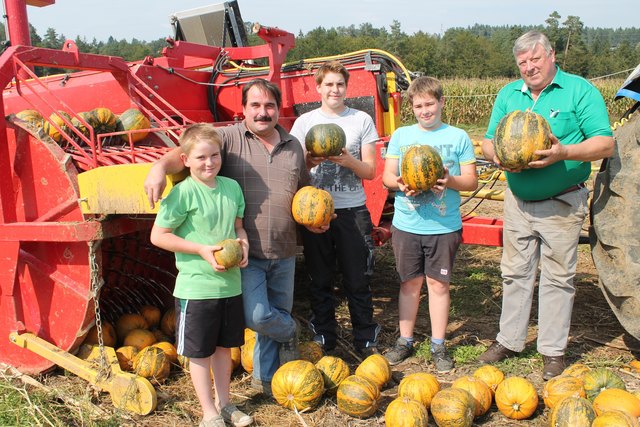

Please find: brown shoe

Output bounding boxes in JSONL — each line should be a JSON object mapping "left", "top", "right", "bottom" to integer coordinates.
{"left": 478, "top": 342, "right": 518, "bottom": 364}
{"left": 542, "top": 355, "right": 565, "bottom": 380}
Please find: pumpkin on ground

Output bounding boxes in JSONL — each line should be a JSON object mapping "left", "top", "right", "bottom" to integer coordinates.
{"left": 542, "top": 375, "right": 585, "bottom": 409}
{"left": 430, "top": 388, "right": 475, "bottom": 427}
{"left": 151, "top": 341, "right": 178, "bottom": 364}
{"left": 160, "top": 308, "right": 176, "bottom": 337}
{"left": 139, "top": 305, "right": 162, "bottom": 329}
{"left": 230, "top": 347, "right": 241, "bottom": 370}
{"left": 398, "top": 372, "right": 440, "bottom": 409}
{"left": 244, "top": 328, "right": 256, "bottom": 342}
{"left": 118, "top": 108, "right": 150, "bottom": 142}
{"left": 152, "top": 329, "right": 172, "bottom": 343}
{"left": 628, "top": 359, "right": 640, "bottom": 374}
{"left": 304, "top": 123, "right": 346, "bottom": 157}
{"left": 115, "top": 313, "right": 149, "bottom": 344}
{"left": 400, "top": 144, "right": 444, "bottom": 191}
{"left": 592, "top": 410, "right": 640, "bottom": 427}
{"left": 548, "top": 396, "right": 595, "bottom": 427}
{"left": 562, "top": 363, "right": 591, "bottom": 380}
{"left": 315, "top": 355, "right": 350, "bottom": 395}
{"left": 451, "top": 375, "right": 492, "bottom": 417}
{"left": 473, "top": 364, "right": 504, "bottom": 396}
{"left": 124, "top": 328, "right": 157, "bottom": 351}
{"left": 493, "top": 109, "right": 552, "bottom": 170}
{"left": 298, "top": 341, "right": 324, "bottom": 363}
{"left": 336, "top": 375, "right": 380, "bottom": 418}
{"left": 84, "top": 321, "right": 117, "bottom": 348}
{"left": 354, "top": 353, "right": 391, "bottom": 390}
{"left": 494, "top": 376, "right": 538, "bottom": 420}
{"left": 271, "top": 360, "right": 324, "bottom": 411}
{"left": 384, "top": 396, "right": 429, "bottom": 427}
{"left": 291, "top": 186, "right": 334, "bottom": 228}
{"left": 213, "top": 239, "right": 243, "bottom": 269}
{"left": 240, "top": 337, "right": 255, "bottom": 373}
{"left": 87, "top": 107, "right": 118, "bottom": 135}
{"left": 592, "top": 388, "right": 640, "bottom": 418}
{"left": 115, "top": 345, "right": 139, "bottom": 371}
{"left": 133, "top": 346, "right": 171, "bottom": 381}
{"left": 43, "top": 111, "right": 72, "bottom": 144}
{"left": 583, "top": 367, "right": 626, "bottom": 400}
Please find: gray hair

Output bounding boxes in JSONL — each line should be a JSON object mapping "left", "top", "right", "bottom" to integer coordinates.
{"left": 513, "top": 31, "right": 553, "bottom": 57}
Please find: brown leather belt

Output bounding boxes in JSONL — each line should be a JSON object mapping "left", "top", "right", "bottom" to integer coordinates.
{"left": 529, "top": 183, "right": 585, "bottom": 203}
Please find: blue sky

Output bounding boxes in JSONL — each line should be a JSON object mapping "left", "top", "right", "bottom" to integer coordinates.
{"left": 24, "top": 0, "right": 638, "bottom": 43}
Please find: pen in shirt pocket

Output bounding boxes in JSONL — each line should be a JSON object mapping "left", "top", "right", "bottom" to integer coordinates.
{"left": 549, "top": 109, "right": 560, "bottom": 118}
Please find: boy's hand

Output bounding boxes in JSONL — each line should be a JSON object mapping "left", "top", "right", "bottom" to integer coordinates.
{"left": 306, "top": 152, "right": 327, "bottom": 168}
{"left": 304, "top": 213, "right": 337, "bottom": 234}
{"left": 144, "top": 163, "right": 168, "bottom": 209}
{"left": 432, "top": 167, "right": 450, "bottom": 195}
{"left": 395, "top": 176, "right": 421, "bottom": 197}
{"left": 238, "top": 238, "right": 249, "bottom": 268}
{"left": 327, "top": 148, "right": 353, "bottom": 167}
{"left": 201, "top": 245, "right": 228, "bottom": 272}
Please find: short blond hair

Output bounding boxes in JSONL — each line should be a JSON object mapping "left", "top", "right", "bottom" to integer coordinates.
{"left": 406, "top": 76, "right": 443, "bottom": 104}
{"left": 179, "top": 123, "right": 222, "bottom": 155}
{"left": 314, "top": 60, "right": 350, "bottom": 86}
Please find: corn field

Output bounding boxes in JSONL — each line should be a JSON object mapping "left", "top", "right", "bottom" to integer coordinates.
{"left": 401, "top": 77, "right": 636, "bottom": 128}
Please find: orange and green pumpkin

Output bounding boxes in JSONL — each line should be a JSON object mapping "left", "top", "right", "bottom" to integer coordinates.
{"left": 400, "top": 145, "right": 444, "bottom": 191}
{"left": 542, "top": 375, "right": 585, "bottom": 409}
{"left": 151, "top": 341, "right": 178, "bottom": 364}
{"left": 118, "top": 108, "right": 150, "bottom": 142}
{"left": 473, "top": 364, "right": 504, "bottom": 396}
{"left": 336, "top": 375, "right": 380, "bottom": 418}
{"left": 133, "top": 345, "right": 171, "bottom": 381}
{"left": 88, "top": 107, "right": 118, "bottom": 135}
{"left": 398, "top": 372, "right": 440, "bottom": 409}
{"left": 451, "top": 375, "right": 492, "bottom": 417}
{"left": 115, "top": 345, "right": 139, "bottom": 371}
{"left": 354, "top": 353, "right": 391, "bottom": 390}
{"left": 84, "top": 321, "right": 117, "bottom": 348}
{"left": 493, "top": 109, "right": 552, "bottom": 170}
{"left": 70, "top": 111, "right": 93, "bottom": 139}
{"left": 583, "top": 368, "right": 626, "bottom": 401}
{"left": 15, "top": 109, "right": 43, "bottom": 129}
{"left": 115, "top": 313, "right": 149, "bottom": 344}
{"left": 592, "top": 388, "right": 640, "bottom": 418}
{"left": 43, "top": 110, "right": 72, "bottom": 144}
{"left": 291, "top": 186, "right": 334, "bottom": 228}
{"left": 213, "top": 239, "right": 243, "bottom": 269}
{"left": 304, "top": 123, "right": 346, "bottom": 157}
{"left": 298, "top": 341, "right": 324, "bottom": 363}
{"left": 562, "top": 363, "right": 591, "bottom": 380}
{"left": 592, "top": 410, "right": 640, "bottom": 427}
{"left": 494, "top": 376, "right": 538, "bottom": 420}
{"left": 385, "top": 396, "right": 429, "bottom": 427}
{"left": 271, "top": 360, "right": 324, "bottom": 411}
{"left": 548, "top": 396, "right": 595, "bottom": 427}
{"left": 430, "top": 388, "right": 475, "bottom": 427}
{"left": 315, "top": 355, "right": 350, "bottom": 395}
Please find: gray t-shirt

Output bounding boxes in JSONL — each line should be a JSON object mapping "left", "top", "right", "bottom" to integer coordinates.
{"left": 290, "top": 107, "right": 379, "bottom": 209}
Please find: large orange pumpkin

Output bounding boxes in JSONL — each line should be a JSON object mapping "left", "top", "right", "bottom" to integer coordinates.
{"left": 493, "top": 109, "right": 552, "bottom": 169}
{"left": 124, "top": 328, "right": 157, "bottom": 350}
{"left": 451, "top": 375, "right": 492, "bottom": 417}
{"left": 494, "top": 376, "right": 538, "bottom": 420}
{"left": 336, "top": 375, "right": 380, "bottom": 418}
{"left": 592, "top": 410, "right": 640, "bottom": 427}
{"left": 430, "top": 388, "right": 475, "bottom": 427}
{"left": 542, "top": 375, "right": 585, "bottom": 409}
{"left": 473, "top": 364, "right": 504, "bottom": 396}
{"left": 291, "top": 186, "right": 334, "bottom": 228}
{"left": 354, "top": 353, "right": 391, "bottom": 390}
{"left": 384, "top": 396, "right": 429, "bottom": 427}
{"left": 271, "top": 360, "right": 324, "bottom": 411}
{"left": 84, "top": 321, "right": 117, "bottom": 348}
{"left": 592, "top": 388, "right": 640, "bottom": 418}
{"left": 213, "top": 239, "right": 243, "bottom": 269}
{"left": 315, "top": 355, "right": 350, "bottom": 395}
{"left": 115, "top": 313, "right": 149, "bottom": 343}
{"left": 583, "top": 368, "right": 626, "bottom": 401}
{"left": 305, "top": 123, "right": 346, "bottom": 157}
{"left": 133, "top": 346, "right": 171, "bottom": 381}
{"left": 400, "top": 145, "right": 444, "bottom": 191}
{"left": 398, "top": 372, "right": 440, "bottom": 409}
{"left": 548, "top": 396, "right": 595, "bottom": 427}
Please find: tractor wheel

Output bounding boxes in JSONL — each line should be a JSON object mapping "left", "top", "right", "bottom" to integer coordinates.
{"left": 590, "top": 103, "right": 640, "bottom": 340}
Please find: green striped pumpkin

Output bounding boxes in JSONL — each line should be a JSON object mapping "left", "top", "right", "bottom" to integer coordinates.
{"left": 15, "top": 109, "right": 43, "bottom": 128}
{"left": 336, "top": 375, "right": 380, "bottom": 418}
{"left": 548, "top": 397, "right": 595, "bottom": 427}
{"left": 315, "top": 355, "right": 350, "bottom": 395}
{"left": 583, "top": 368, "right": 626, "bottom": 401}
{"left": 43, "top": 111, "right": 72, "bottom": 144}
{"left": 118, "top": 108, "right": 151, "bottom": 142}
{"left": 385, "top": 396, "right": 429, "bottom": 427}
{"left": 291, "top": 186, "right": 334, "bottom": 228}
{"left": 88, "top": 107, "right": 118, "bottom": 135}
{"left": 430, "top": 388, "right": 475, "bottom": 427}
{"left": 398, "top": 372, "right": 440, "bottom": 409}
{"left": 493, "top": 109, "right": 551, "bottom": 169}
{"left": 271, "top": 360, "right": 324, "bottom": 411}
{"left": 132, "top": 345, "right": 170, "bottom": 381}
{"left": 304, "top": 123, "right": 346, "bottom": 157}
{"left": 71, "top": 112, "right": 93, "bottom": 139}
{"left": 400, "top": 145, "right": 444, "bottom": 191}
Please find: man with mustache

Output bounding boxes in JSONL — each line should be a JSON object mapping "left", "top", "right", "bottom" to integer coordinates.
{"left": 480, "top": 31, "right": 614, "bottom": 380}
{"left": 144, "top": 79, "right": 311, "bottom": 397}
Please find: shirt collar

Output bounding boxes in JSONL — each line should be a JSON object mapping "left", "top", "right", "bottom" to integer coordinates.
{"left": 519, "top": 65, "right": 563, "bottom": 94}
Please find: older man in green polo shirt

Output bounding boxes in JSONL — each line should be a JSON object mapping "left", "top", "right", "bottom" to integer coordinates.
{"left": 480, "top": 31, "right": 614, "bottom": 380}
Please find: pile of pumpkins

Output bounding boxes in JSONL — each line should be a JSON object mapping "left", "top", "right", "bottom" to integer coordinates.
{"left": 14, "top": 107, "right": 150, "bottom": 146}
{"left": 267, "top": 350, "right": 640, "bottom": 427}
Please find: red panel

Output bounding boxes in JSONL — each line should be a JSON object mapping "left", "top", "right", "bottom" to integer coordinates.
{"left": 461, "top": 216, "right": 504, "bottom": 246}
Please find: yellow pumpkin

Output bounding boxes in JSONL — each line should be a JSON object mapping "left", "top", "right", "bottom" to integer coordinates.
{"left": 231, "top": 347, "right": 241, "bottom": 370}
{"left": 473, "top": 364, "right": 504, "bottom": 396}
{"left": 542, "top": 375, "right": 585, "bottom": 409}
{"left": 592, "top": 410, "right": 640, "bottom": 427}
{"left": 494, "top": 376, "right": 538, "bottom": 420}
{"left": 241, "top": 337, "right": 255, "bottom": 373}
{"left": 384, "top": 396, "right": 429, "bottom": 427}
{"left": 133, "top": 346, "right": 170, "bottom": 381}
{"left": 315, "top": 355, "right": 350, "bottom": 395}
{"left": 271, "top": 360, "right": 324, "bottom": 411}
{"left": 430, "top": 388, "right": 475, "bottom": 427}
{"left": 115, "top": 345, "right": 139, "bottom": 371}
{"left": 398, "top": 372, "right": 440, "bottom": 409}
{"left": 548, "top": 396, "right": 595, "bottom": 427}
{"left": 592, "top": 388, "right": 640, "bottom": 418}
{"left": 451, "top": 375, "right": 493, "bottom": 417}
{"left": 84, "top": 321, "right": 117, "bottom": 348}
{"left": 354, "top": 353, "right": 391, "bottom": 390}
{"left": 562, "top": 363, "right": 591, "bottom": 380}
{"left": 336, "top": 375, "right": 380, "bottom": 418}
{"left": 123, "top": 328, "right": 157, "bottom": 351}
{"left": 291, "top": 186, "right": 335, "bottom": 228}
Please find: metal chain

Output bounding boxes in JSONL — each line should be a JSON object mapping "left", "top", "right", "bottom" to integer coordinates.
{"left": 89, "top": 240, "right": 111, "bottom": 381}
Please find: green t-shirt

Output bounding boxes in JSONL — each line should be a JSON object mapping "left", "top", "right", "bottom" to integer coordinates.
{"left": 485, "top": 67, "right": 612, "bottom": 200}
{"left": 154, "top": 175, "right": 245, "bottom": 299}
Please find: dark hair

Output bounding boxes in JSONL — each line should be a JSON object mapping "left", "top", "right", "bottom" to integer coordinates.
{"left": 406, "top": 76, "right": 443, "bottom": 103}
{"left": 314, "top": 60, "right": 350, "bottom": 86}
{"left": 241, "top": 79, "right": 282, "bottom": 108}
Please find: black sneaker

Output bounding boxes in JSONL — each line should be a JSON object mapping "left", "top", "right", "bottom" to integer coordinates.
{"left": 279, "top": 319, "right": 300, "bottom": 364}
{"left": 431, "top": 343, "right": 454, "bottom": 373}
{"left": 312, "top": 334, "right": 336, "bottom": 352}
{"left": 356, "top": 345, "right": 380, "bottom": 358}
{"left": 384, "top": 337, "right": 414, "bottom": 366}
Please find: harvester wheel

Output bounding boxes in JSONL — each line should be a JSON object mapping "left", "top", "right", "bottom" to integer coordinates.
{"left": 590, "top": 103, "right": 640, "bottom": 340}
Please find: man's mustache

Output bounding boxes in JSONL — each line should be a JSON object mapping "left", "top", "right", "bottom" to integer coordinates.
{"left": 255, "top": 115, "right": 272, "bottom": 122}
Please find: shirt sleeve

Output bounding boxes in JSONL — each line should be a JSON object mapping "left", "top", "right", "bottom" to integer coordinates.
{"left": 154, "top": 184, "right": 188, "bottom": 229}
{"left": 484, "top": 87, "right": 510, "bottom": 140}
{"left": 576, "top": 84, "right": 614, "bottom": 139}
{"left": 289, "top": 117, "right": 306, "bottom": 150}
{"left": 361, "top": 114, "right": 380, "bottom": 145}
{"left": 459, "top": 131, "right": 477, "bottom": 165}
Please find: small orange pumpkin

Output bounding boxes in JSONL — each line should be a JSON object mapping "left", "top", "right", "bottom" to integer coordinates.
{"left": 400, "top": 144, "right": 445, "bottom": 191}
{"left": 385, "top": 396, "right": 429, "bottom": 427}
{"left": 315, "top": 355, "right": 350, "bottom": 395}
{"left": 160, "top": 307, "right": 176, "bottom": 337}
{"left": 473, "top": 364, "right": 504, "bottom": 396}
{"left": 354, "top": 353, "right": 391, "bottom": 390}
{"left": 336, "top": 375, "right": 380, "bottom": 418}
{"left": 562, "top": 363, "right": 591, "bottom": 380}
{"left": 592, "top": 410, "right": 640, "bottom": 427}
{"left": 298, "top": 341, "right": 324, "bottom": 363}
{"left": 124, "top": 328, "right": 157, "bottom": 350}
{"left": 494, "top": 376, "right": 538, "bottom": 420}
{"left": 139, "top": 305, "right": 162, "bottom": 329}
{"left": 115, "top": 345, "right": 139, "bottom": 371}
{"left": 133, "top": 346, "right": 171, "bottom": 381}
{"left": 151, "top": 341, "right": 178, "bottom": 364}
{"left": 291, "top": 186, "right": 334, "bottom": 228}
{"left": 240, "top": 337, "right": 255, "bottom": 373}
{"left": 116, "top": 313, "right": 149, "bottom": 343}
{"left": 84, "top": 321, "right": 117, "bottom": 348}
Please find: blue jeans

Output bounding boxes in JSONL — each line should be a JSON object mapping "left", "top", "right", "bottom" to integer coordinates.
{"left": 242, "top": 256, "right": 297, "bottom": 382}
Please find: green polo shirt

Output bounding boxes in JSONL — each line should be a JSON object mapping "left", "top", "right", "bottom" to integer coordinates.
{"left": 485, "top": 67, "right": 612, "bottom": 200}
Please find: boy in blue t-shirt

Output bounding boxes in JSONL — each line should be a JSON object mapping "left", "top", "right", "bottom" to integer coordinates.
{"left": 382, "top": 76, "right": 478, "bottom": 372}
{"left": 151, "top": 124, "right": 253, "bottom": 427}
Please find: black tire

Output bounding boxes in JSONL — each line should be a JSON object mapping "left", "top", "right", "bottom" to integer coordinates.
{"left": 590, "top": 103, "right": 640, "bottom": 340}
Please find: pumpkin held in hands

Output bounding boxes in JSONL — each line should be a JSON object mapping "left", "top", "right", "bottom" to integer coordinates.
{"left": 305, "top": 123, "right": 346, "bottom": 157}
{"left": 213, "top": 239, "right": 243, "bottom": 269}
{"left": 493, "top": 109, "right": 552, "bottom": 170}
{"left": 291, "top": 186, "right": 334, "bottom": 228}
{"left": 400, "top": 145, "right": 444, "bottom": 191}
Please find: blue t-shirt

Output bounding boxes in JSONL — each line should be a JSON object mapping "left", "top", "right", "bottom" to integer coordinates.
{"left": 386, "top": 123, "right": 476, "bottom": 235}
